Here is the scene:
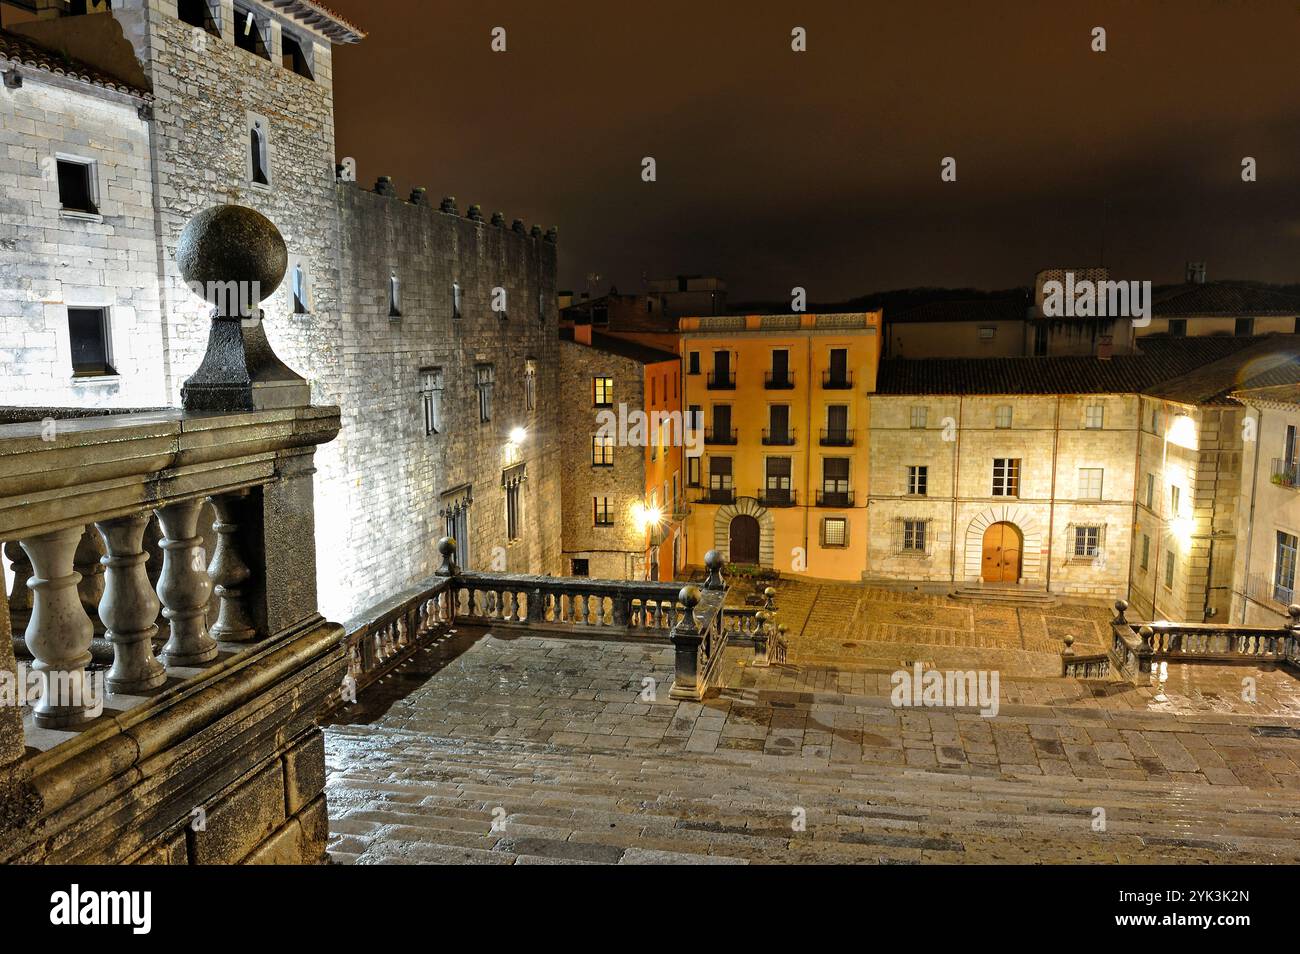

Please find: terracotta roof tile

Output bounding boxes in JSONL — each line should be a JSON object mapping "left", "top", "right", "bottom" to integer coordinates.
{"left": 0, "top": 28, "right": 151, "bottom": 99}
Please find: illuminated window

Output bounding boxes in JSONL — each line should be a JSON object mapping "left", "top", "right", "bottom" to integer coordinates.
{"left": 1073, "top": 526, "right": 1101, "bottom": 558}
{"left": 995, "top": 405, "right": 1012, "bottom": 428}
{"left": 902, "top": 519, "right": 926, "bottom": 552}
{"left": 992, "top": 458, "right": 1020, "bottom": 497}
{"left": 592, "top": 435, "right": 614, "bottom": 467}
{"left": 594, "top": 497, "right": 614, "bottom": 526}
{"left": 906, "top": 465, "right": 927, "bottom": 496}
{"left": 1084, "top": 404, "right": 1104, "bottom": 429}
{"left": 593, "top": 376, "right": 613, "bottom": 408}
{"left": 822, "top": 517, "right": 848, "bottom": 548}
{"left": 1078, "top": 468, "right": 1103, "bottom": 500}
{"left": 910, "top": 406, "right": 927, "bottom": 429}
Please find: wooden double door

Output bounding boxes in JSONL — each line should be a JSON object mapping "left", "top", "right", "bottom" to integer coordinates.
{"left": 981, "top": 521, "right": 1021, "bottom": 583}
{"left": 729, "top": 514, "right": 760, "bottom": 565}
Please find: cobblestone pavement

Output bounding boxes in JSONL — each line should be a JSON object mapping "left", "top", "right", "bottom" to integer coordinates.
{"left": 325, "top": 628, "right": 1300, "bottom": 864}
{"left": 751, "top": 579, "right": 1118, "bottom": 675}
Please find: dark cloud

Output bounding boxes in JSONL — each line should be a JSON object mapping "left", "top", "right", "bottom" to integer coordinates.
{"left": 327, "top": 0, "right": 1300, "bottom": 300}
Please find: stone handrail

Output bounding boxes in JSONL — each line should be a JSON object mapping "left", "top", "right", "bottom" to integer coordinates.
{"left": 1, "top": 404, "right": 340, "bottom": 733}
{"left": 452, "top": 571, "right": 685, "bottom": 634}
{"left": 340, "top": 574, "right": 454, "bottom": 697}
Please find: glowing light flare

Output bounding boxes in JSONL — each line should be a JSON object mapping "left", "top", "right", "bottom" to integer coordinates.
{"left": 508, "top": 426, "right": 528, "bottom": 445}
{"left": 1166, "top": 414, "right": 1198, "bottom": 451}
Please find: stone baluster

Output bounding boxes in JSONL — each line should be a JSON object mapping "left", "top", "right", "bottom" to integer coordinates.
{"left": 154, "top": 500, "right": 218, "bottom": 666}
{"left": 703, "top": 550, "right": 727, "bottom": 591}
{"left": 752, "top": 609, "right": 770, "bottom": 666}
{"left": 669, "top": 584, "right": 704, "bottom": 700}
{"left": 527, "top": 585, "right": 545, "bottom": 625}
{"left": 95, "top": 513, "right": 167, "bottom": 694}
{"left": 73, "top": 526, "right": 106, "bottom": 635}
{"left": 574, "top": 592, "right": 588, "bottom": 625}
{"left": 206, "top": 490, "right": 257, "bottom": 642}
{"left": 5, "top": 539, "right": 33, "bottom": 649}
{"left": 612, "top": 591, "right": 630, "bottom": 628}
{"left": 20, "top": 527, "right": 96, "bottom": 728}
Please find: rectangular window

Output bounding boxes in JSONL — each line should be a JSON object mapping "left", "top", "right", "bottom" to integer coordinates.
{"left": 1170, "top": 484, "right": 1181, "bottom": 516}
{"left": 1164, "top": 551, "right": 1175, "bottom": 589}
{"left": 476, "top": 364, "right": 494, "bottom": 422}
{"left": 56, "top": 158, "right": 97, "bottom": 215}
{"left": 1145, "top": 473, "right": 1155, "bottom": 509}
{"left": 992, "top": 458, "right": 1020, "bottom": 497}
{"left": 688, "top": 351, "right": 700, "bottom": 375}
{"left": 281, "top": 30, "right": 314, "bottom": 78}
{"left": 822, "top": 517, "right": 848, "bottom": 548}
{"left": 506, "top": 483, "right": 521, "bottom": 542}
{"left": 687, "top": 455, "right": 700, "bottom": 487}
{"left": 902, "top": 519, "right": 926, "bottom": 552}
{"left": 826, "top": 347, "right": 849, "bottom": 387}
{"left": 822, "top": 457, "right": 850, "bottom": 496}
{"left": 709, "top": 456, "right": 733, "bottom": 491}
{"left": 1285, "top": 425, "right": 1298, "bottom": 468}
{"left": 994, "top": 405, "right": 1012, "bottom": 429}
{"left": 1078, "top": 467, "right": 1103, "bottom": 500}
{"left": 593, "top": 376, "right": 613, "bottom": 408}
{"left": 906, "top": 465, "right": 927, "bottom": 496}
{"left": 1275, "top": 531, "right": 1298, "bottom": 603}
{"left": 1140, "top": 534, "right": 1150, "bottom": 571}
{"left": 233, "top": 4, "right": 270, "bottom": 58}
{"left": 1072, "top": 526, "right": 1100, "bottom": 558}
{"left": 1084, "top": 404, "right": 1104, "bottom": 429}
{"left": 910, "top": 406, "right": 927, "bottom": 429}
{"left": 765, "top": 457, "right": 792, "bottom": 502}
{"left": 1235, "top": 317, "right": 1255, "bottom": 336}
{"left": 67, "top": 306, "right": 113, "bottom": 377}
{"left": 1167, "top": 319, "right": 1187, "bottom": 337}
{"left": 592, "top": 435, "right": 614, "bottom": 466}
{"left": 420, "top": 367, "right": 443, "bottom": 436}
{"left": 594, "top": 497, "right": 614, "bottom": 526}
{"left": 571, "top": 558, "right": 589, "bottom": 576}
{"left": 978, "top": 327, "right": 996, "bottom": 340}
{"left": 178, "top": 0, "right": 220, "bottom": 35}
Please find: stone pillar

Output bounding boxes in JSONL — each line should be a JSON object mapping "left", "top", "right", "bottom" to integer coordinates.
{"left": 154, "top": 500, "right": 217, "bottom": 666}
{"left": 207, "top": 490, "right": 257, "bottom": 642}
{"left": 95, "top": 513, "right": 167, "bottom": 694}
{"left": 21, "top": 527, "right": 95, "bottom": 728}
{"left": 669, "top": 584, "right": 704, "bottom": 700}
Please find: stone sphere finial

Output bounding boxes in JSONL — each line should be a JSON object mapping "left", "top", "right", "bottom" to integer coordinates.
{"left": 704, "top": 550, "right": 723, "bottom": 570}
{"left": 764, "top": 586, "right": 777, "bottom": 599}
{"left": 1138, "top": 624, "right": 1154, "bottom": 638}
{"left": 1289, "top": 604, "right": 1300, "bottom": 622}
{"left": 1062, "top": 634, "right": 1075, "bottom": 655}
{"left": 678, "top": 583, "right": 701, "bottom": 607}
{"left": 1114, "top": 599, "right": 1128, "bottom": 613}
{"left": 176, "top": 205, "right": 286, "bottom": 308}
{"left": 437, "top": 536, "right": 457, "bottom": 557}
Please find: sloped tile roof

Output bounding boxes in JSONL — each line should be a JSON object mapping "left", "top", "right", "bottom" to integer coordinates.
{"left": 1144, "top": 337, "right": 1300, "bottom": 404}
{"left": 875, "top": 336, "right": 1273, "bottom": 396}
{"left": 1153, "top": 281, "right": 1300, "bottom": 317}
{"left": 560, "top": 328, "right": 679, "bottom": 365}
{"left": 268, "top": 0, "right": 366, "bottom": 43}
{"left": 0, "top": 28, "right": 151, "bottom": 99}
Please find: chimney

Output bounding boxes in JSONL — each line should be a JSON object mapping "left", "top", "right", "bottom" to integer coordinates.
{"left": 574, "top": 324, "right": 592, "bottom": 346}
{"left": 1186, "top": 262, "right": 1206, "bottom": 284}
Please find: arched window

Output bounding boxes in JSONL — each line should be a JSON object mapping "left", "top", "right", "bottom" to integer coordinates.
{"left": 389, "top": 273, "right": 402, "bottom": 318}
{"left": 249, "top": 119, "right": 269, "bottom": 185}
{"left": 291, "top": 263, "right": 308, "bottom": 313}
{"left": 451, "top": 281, "right": 462, "bottom": 320}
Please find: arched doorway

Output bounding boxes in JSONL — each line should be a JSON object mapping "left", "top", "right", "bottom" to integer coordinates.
{"left": 981, "top": 522, "right": 1022, "bottom": 582}
{"left": 729, "top": 514, "right": 760, "bottom": 565}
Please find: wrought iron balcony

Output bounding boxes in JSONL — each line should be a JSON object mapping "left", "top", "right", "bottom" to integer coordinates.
{"left": 697, "top": 487, "right": 735, "bottom": 504}
{"left": 822, "top": 369, "right": 853, "bottom": 389}
{"left": 816, "top": 489, "right": 854, "bottom": 507}
{"left": 762, "top": 427, "right": 796, "bottom": 445}
{"left": 707, "top": 370, "right": 736, "bottom": 390}
{"left": 705, "top": 426, "right": 737, "bottom": 445}
{"left": 756, "top": 487, "right": 797, "bottom": 508}
{"left": 819, "top": 428, "right": 855, "bottom": 446}
{"left": 764, "top": 371, "right": 795, "bottom": 390}
{"left": 1272, "top": 458, "right": 1300, "bottom": 489}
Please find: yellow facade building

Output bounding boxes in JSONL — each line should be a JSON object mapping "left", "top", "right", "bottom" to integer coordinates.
{"left": 679, "top": 312, "right": 881, "bottom": 579}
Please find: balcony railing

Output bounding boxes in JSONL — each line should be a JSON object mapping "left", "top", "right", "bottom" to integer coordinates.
{"left": 762, "top": 427, "right": 796, "bottom": 445}
{"left": 764, "top": 371, "right": 794, "bottom": 390}
{"left": 704, "top": 426, "right": 737, "bottom": 445}
{"left": 707, "top": 370, "right": 736, "bottom": 390}
{"left": 822, "top": 370, "right": 853, "bottom": 389}
{"left": 816, "top": 489, "right": 854, "bottom": 507}
{"left": 1247, "top": 571, "right": 1294, "bottom": 610}
{"left": 756, "top": 487, "right": 797, "bottom": 508}
{"left": 819, "top": 428, "right": 855, "bottom": 446}
{"left": 697, "top": 487, "right": 735, "bottom": 505}
{"left": 1272, "top": 458, "right": 1300, "bottom": 489}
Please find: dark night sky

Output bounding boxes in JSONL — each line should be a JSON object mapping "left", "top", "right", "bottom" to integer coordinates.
{"left": 325, "top": 0, "right": 1300, "bottom": 302}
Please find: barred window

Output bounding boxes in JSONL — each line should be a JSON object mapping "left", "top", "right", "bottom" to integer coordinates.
{"left": 902, "top": 519, "right": 926, "bottom": 552}
{"left": 1073, "top": 526, "right": 1101, "bottom": 558}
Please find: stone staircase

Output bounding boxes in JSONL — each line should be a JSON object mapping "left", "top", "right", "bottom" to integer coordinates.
{"left": 949, "top": 582, "right": 1059, "bottom": 606}
{"left": 325, "top": 674, "right": 1300, "bottom": 864}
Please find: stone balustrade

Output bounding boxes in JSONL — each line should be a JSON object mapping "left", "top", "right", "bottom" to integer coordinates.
{"left": 341, "top": 575, "right": 455, "bottom": 697}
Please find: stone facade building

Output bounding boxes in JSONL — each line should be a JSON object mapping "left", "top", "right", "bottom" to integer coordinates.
{"left": 558, "top": 325, "right": 683, "bottom": 580}
{"left": 0, "top": 1, "right": 563, "bottom": 621}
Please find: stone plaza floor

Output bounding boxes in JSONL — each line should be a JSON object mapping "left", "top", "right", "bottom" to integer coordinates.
{"left": 324, "top": 585, "right": 1300, "bottom": 864}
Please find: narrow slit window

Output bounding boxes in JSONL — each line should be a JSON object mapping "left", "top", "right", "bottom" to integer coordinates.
{"left": 249, "top": 118, "right": 270, "bottom": 185}
{"left": 388, "top": 272, "right": 402, "bottom": 318}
